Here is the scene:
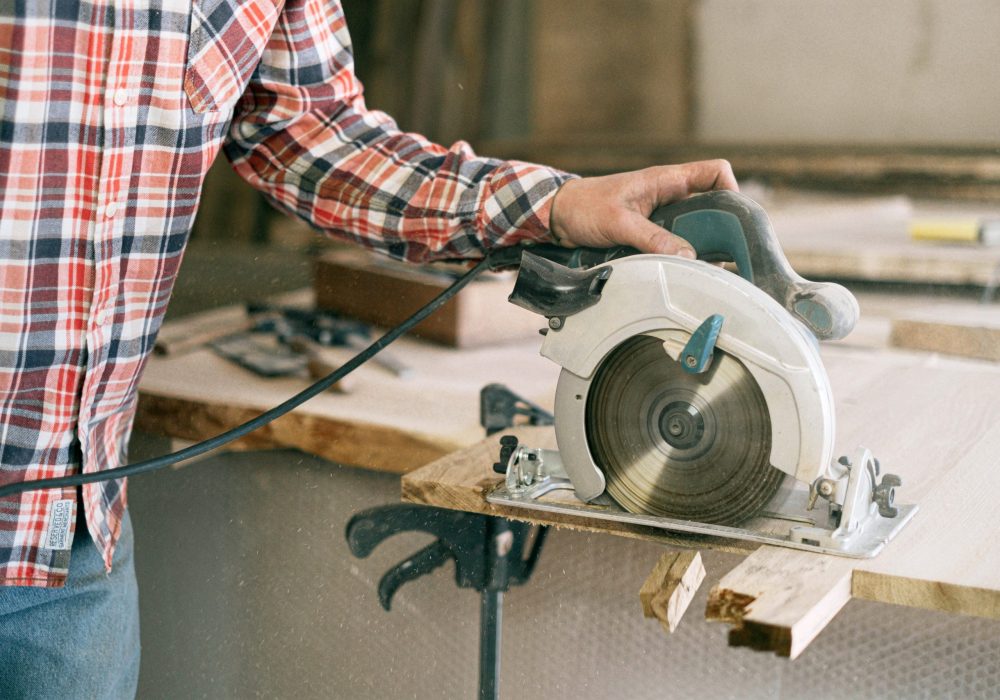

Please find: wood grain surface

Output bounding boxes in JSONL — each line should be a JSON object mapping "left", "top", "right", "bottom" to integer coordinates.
{"left": 401, "top": 344, "right": 1000, "bottom": 654}
{"left": 890, "top": 304, "right": 1000, "bottom": 362}
{"left": 313, "top": 249, "right": 542, "bottom": 348}
{"left": 138, "top": 294, "right": 560, "bottom": 473}
{"left": 706, "top": 547, "right": 854, "bottom": 659}
{"left": 640, "top": 551, "right": 706, "bottom": 634}
{"left": 764, "top": 192, "right": 1000, "bottom": 286}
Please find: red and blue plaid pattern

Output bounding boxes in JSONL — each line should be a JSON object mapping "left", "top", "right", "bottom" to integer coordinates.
{"left": 0, "top": 0, "right": 569, "bottom": 587}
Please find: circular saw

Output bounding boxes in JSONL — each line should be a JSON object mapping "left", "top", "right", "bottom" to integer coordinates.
{"left": 486, "top": 191, "right": 916, "bottom": 558}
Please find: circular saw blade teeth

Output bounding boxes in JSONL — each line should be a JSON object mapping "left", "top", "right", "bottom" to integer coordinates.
{"left": 585, "top": 333, "right": 785, "bottom": 525}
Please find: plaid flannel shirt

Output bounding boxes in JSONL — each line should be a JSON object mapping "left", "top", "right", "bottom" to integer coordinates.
{"left": 0, "top": 0, "right": 570, "bottom": 588}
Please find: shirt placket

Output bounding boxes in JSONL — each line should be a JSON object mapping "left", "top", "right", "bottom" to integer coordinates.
{"left": 80, "top": 3, "right": 141, "bottom": 440}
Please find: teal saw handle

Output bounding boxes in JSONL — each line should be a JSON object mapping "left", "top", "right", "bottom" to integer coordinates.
{"left": 651, "top": 191, "right": 859, "bottom": 341}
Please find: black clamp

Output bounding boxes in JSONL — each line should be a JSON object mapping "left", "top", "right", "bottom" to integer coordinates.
{"left": 479, "top": 383, "right": 554, "bottom": 436}
{"left": 346, "top": 505, "right": 546, "bottom": 611}
{"left": 345, "top": 383, "right": 553, "bottom": 699}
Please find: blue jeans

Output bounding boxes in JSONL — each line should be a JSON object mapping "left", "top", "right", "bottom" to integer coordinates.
{"left": 0, "top": 508, "right": 140, "bottom": 700}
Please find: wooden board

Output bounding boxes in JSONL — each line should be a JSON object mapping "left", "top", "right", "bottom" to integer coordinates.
{"left": 480, "top": 141, "right": 1000, "bottom": 201}
{"left": 137, "top": 294, "right": 560, "bottom": 473}
{"left": 835, "top": 291, "right": 993, "bottom": 351}
{"left": 764, "top": 192, "right": 1000, "bottom": 286}
{"left": 890, "top": 304, "right": 1000, "bottom": 362}
{"left": 313, "top": 249, "right": 543, "bottom": 348}
{"left": 705, "top": 546, "right": 854, "bottom": 659}
{"left": 401, "top": 344, "right": 1000, "bottom": 648}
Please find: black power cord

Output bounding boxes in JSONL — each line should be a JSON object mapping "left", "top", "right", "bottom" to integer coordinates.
{"left": 0, "top": 256, "right": 494, "bottom": 499}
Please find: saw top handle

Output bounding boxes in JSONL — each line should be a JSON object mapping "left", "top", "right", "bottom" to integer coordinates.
{"left": 489, "top": 191, "right": 858, "bottom": 340}
{"left": 650, "top": 191, "right": 858, "bottom": 340}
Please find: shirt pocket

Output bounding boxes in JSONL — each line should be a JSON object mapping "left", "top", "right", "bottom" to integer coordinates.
{"left": 184, "top": 0, "right": 282, "bottom": 114}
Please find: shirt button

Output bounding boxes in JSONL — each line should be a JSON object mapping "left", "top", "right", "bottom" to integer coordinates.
{"left": 105, "top": 202, "right": 120, "bottom": 218}
{"left": 113, "top": 88, "right": 129, "bottom": 106}
{"left": 95, "top": 308, "right": 110, "bottom": 325}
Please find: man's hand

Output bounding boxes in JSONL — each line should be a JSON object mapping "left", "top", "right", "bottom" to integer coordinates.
{"left": 549, "top": 160, "right": 739, "bottom": 258}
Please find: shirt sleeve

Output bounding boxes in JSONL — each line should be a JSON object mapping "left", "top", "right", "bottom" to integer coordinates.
{"left": 223, "top": 0, "right": 577, "bottom": 263}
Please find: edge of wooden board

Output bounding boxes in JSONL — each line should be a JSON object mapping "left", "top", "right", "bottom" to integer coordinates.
{"left": 852, "top": 570, "right": 1000, "bottom": 619}
{"left": 135, "top": 392, "right": 457, "bottom": 473}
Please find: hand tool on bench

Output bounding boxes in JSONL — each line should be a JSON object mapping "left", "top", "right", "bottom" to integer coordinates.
{"left": 210, "top": 331, "right": 355, "bottom": 393}
{"left": 246, "top": 303, "right": 412, "bottom": 378}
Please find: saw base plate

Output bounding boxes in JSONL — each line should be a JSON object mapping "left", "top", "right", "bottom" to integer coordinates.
{"left": 486, "top": 478, "right": 917, "bottom": 559}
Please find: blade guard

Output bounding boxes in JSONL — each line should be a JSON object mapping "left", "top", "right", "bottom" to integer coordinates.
{"left": 539, "top": 254, "right": 837, "bottom": 500}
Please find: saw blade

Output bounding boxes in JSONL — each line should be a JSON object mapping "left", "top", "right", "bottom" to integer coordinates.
{"left": 585, "top": 333, "right": 784, "bottom": 525}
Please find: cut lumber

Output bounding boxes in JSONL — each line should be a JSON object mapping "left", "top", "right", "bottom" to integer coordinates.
{"left": 705, "top": 546, "right": 854, "bottom": 659}
{"left": 154, "top": 304, "right": 249, "bottom": 356}
{"left": 890, "top": 304, "right": 1000, "bottom": 362}
{"left": 399, "top": 426, "right": 741, "bottom": 550}
{"left": 154, "top": 288, "right": 314, "bottom": 357}
{"left": 313, "top": 249, "right": 543, "bottom": 347}
{"left": 640, "top": 551, "right": 705, "bottom": 634}
{"left": 764, "top": 192, "right": 1000, "bottom": 287}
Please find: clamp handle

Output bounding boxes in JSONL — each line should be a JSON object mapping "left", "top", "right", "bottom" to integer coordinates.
{"left": 650, "top": 191, "right": 859, "bottom": 341}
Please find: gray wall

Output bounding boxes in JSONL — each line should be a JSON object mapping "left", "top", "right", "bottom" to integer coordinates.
{"left": 695, "top": 0, "right": 1000, "bottom": 145}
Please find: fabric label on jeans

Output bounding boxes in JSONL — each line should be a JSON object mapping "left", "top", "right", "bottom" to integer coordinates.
{"left": 45, "top": 499, "right": 75, "bottom": 550}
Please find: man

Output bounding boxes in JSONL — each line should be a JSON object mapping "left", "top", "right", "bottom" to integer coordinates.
{"left": 0, "top": 1, "right": 737, "bottom": 696}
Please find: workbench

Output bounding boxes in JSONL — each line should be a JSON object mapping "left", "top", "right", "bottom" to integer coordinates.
{"left": 137, "top": 290, "right": 559, "bottom": 472}
{"left": 136, "top": 191, "right": 1000, "bottom": 667}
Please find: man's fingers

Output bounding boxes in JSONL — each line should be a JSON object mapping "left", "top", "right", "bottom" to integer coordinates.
{"left": 617, "top": 214, "right": 696, "bottom": 258}
{"left": 683, "top": 159, "right": 739, "bottom": 193}
{"left": 648, "top": 159, "right": 739, "bottom": 204}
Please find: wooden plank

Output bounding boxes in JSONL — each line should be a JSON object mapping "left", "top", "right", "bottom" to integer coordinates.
{"left": 154, "top": 288, "right": 314, "bottom": 357}
{"left": 890, "top": 305, "right": 1000, "bottom": 362}
{"left": 640, "top": 551, "right": 705, "bottom": 634}
{"left": 399, "top": 425, "right": 747, "bottom": 550}
{"left": 400, "top": 344, "right": 1000, "bottom": 637}
{"left": 135, "top": 393, "right": 443, "bottom": 472}
{"left": 835, "top": 291, "right": 991, "bottom": 351}
{"left": 765, "top": 192, "right": 1000, "bottom": 287}
{"left": 479, "top": 140, "right": 1000, "bottom": 201}
{"left": 138, "top": 302, "right": 561, "bottom": 472}
{"left": 313, "top": 249, "right": 544, "bottom": 348}
{"left": 705, "top": 546, "right": 854, "bottom": 659}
